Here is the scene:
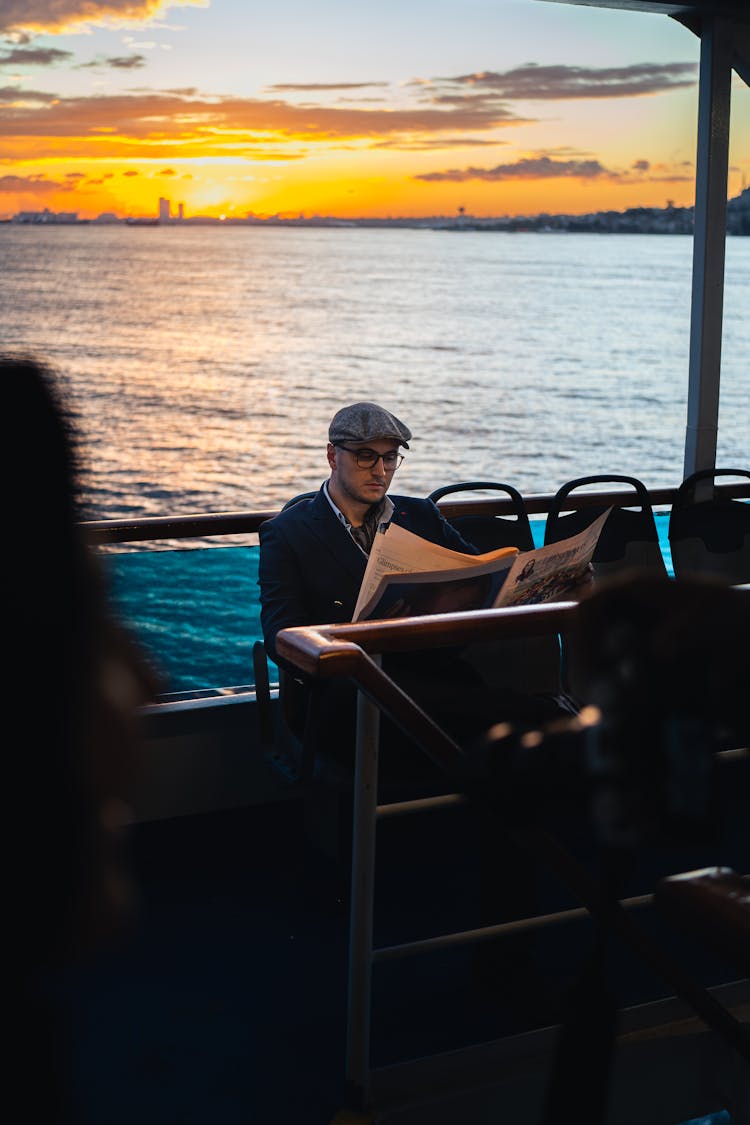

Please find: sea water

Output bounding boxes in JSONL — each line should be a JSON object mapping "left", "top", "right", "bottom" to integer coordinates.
{"left": 104, "top": 512, "right": 678, "bottom": 693}
{"left": 2, "top": 224, "right": 748, "bottom": 517}
{"left": 1, "top": 225, "right": 746, "bottom": 690}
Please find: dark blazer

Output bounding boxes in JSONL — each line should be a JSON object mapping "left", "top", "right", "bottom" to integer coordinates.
{"left": 258, "top": 485, "right": 475, "bottom": 665}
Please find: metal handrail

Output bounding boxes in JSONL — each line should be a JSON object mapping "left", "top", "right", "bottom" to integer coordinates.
{"left": 277, "top": 605, "right": 579, "bottom": 1097}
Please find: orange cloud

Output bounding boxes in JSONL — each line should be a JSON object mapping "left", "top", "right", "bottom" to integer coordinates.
{"left": 0, "top": 60, "right": 700, "bottom": 166}
{"left": 0, "top": 57, "right": 702, "bottom": 162}
{"left": 0, "top": 0, "right": 205, "bottom": 37}
{"left": 0, "top": 88, "right": 526, "bottom": 162}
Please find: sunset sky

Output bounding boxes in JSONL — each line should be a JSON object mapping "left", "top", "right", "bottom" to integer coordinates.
{"left": 1, "top": 0, "right": 748, "bottom": 220}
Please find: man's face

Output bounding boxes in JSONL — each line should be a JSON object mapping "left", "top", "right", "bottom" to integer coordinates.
{"left": 327, "top": 438, "right": 401, "bottom": 510}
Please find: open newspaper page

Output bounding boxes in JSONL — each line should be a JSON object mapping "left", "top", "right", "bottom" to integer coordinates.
{"left": 352, "top": 522, "right": 518, "bottom": 621}
{"left": 493, "top": 507, "right": 613, "bottom": 607}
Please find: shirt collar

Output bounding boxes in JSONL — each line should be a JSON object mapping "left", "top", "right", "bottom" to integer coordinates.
{"left": 323, "top": 480, "right": 394, "bottom": 533}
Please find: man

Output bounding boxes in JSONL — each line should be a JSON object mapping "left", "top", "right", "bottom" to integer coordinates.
{"left": 258, "top": 400, "right": 486, "bottom": 771}
{"left": 259, "top": 404, "right": 561, "bottom": 981}
{"left": 258, "top": 401, "right": 564, "bottom": 770}
{"left": 259, "top": 400, "right": 474, "bottom": 664}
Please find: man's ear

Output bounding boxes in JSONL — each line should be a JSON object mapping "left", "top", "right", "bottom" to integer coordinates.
{"left": 326, "top": 442, "right": 337, "bottom": 470}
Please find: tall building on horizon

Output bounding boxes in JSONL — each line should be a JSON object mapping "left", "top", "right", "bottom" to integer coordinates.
{"left": 158, "top": 197, "right": 171, "bottom": 223}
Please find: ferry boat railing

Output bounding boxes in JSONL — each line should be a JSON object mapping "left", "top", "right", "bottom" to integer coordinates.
{"left": 275, "top": 607, "right": 750, "bottom": 1116}
{"left": 80, "top": 480, "right": 750, "bottom": 702}
{"left": 81, "top": 483, "right": 750, "bottom": 546}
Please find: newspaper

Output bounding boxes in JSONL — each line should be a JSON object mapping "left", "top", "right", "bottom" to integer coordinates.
{"left": 352, "top": 508, "right": 612, "bottom": 621}
{"left": 352, "top": 523, "right": 518, "bottom": 621}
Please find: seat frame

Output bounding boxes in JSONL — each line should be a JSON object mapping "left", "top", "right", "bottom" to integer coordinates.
{"left": 428, "top": 481, "right": 535, "bottom": 552}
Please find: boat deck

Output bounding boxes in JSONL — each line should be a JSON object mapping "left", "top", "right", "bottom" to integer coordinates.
{"left": 70, "top": 483, "right": 750, "bottom": 1122}
{"left": 56, "top": 774, "right": 748, "bottom": 1124}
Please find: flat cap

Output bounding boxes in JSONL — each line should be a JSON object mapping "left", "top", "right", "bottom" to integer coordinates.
{"left": 328, "top": 401, "right": 411, "bottom": 448}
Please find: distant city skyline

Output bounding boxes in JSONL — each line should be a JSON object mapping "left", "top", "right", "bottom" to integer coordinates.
{"left": 1, "top": 1, "right": 747, "bottom": 221}
{"left": 9, "top": 185, "right": 749, "bottom": 230}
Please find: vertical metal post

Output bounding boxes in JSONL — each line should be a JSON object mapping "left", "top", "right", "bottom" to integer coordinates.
{"left": 345, "top": 666, "right": 381, "bottom": 1108}
{"left": 684, "top": 16, "right": 733, "bottom": 479}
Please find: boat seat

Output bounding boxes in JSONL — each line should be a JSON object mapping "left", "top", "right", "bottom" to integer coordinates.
{"left": 668, "top": 467, "right": 750, "bottom": 585}
{"left": 429, "top": 481, "right": 564, "bottom": 702}
{"left": 655, "top": 867, "right": 750, "bottom": 977}
{"left": 543, "top": 474, "right": 668, "bottom": 706}
{"left": 544, "top": 473, "right": 667, "bottom": 578}
{"left": 281, "top": 489, "right": 319, "bottom": 511}
{"left": 254, "top": 639, "right": 319, "bottom": 783}
{"left": 427, "top": 480, "right": 535, "bottom": 552}
{"left": 253, "top": 638, "right": 357, "bottom": 861}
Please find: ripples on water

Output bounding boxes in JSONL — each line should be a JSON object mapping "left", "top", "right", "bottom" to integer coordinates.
{"left": 2, "top": 225, "right": 748, "bottom": 522}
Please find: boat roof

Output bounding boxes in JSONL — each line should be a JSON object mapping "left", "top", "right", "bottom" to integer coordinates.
{"left": 537, "top": 0, "right": 748, "bottom": 19}
{"left": 538, "top": 0, "right": 750, "bottom": 83}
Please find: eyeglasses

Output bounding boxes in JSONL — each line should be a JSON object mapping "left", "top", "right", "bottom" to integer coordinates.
{"left": 336, "top": 445, "right": 404, "bottom": 470}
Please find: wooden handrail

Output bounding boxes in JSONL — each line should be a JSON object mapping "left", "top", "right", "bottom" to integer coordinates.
{"left": 275, "top": 601, "right": 579, "bottom": 675}
{"left": 275, "top": 603, "right": 579, "bottom": 774}
{"left": 80, "top": 482, "right": 750, "bottom": 545}
{"left": 81, "top": 508, "right": 280, "bottom": 544}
